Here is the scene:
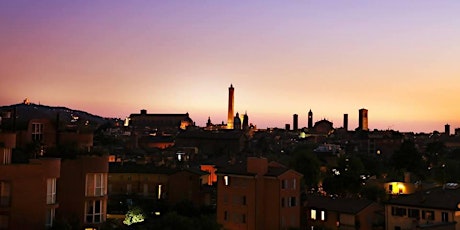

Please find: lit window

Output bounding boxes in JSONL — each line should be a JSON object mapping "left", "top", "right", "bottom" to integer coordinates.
{"left": 85, "top": 200, "right": 105, "bottom": 223}
{"left": 321, "top": 211, "right": 326, "bottom": 221}
{"left": 31, "top": 123, "right": 44, "bottom": 142}
{"left": 224, "top": 176, "right": 229, "bottom": 186}
{"left": 86, "top": 173, "right": 107, "bottom": 197}
{"left": 46, "top": 178, "right": 56, "bottom": 204}
{"left": 1, "top": 148, "right": 11, "bottom": 165}
{"left": 311, "top": 209, "right": 317, "bottom": 220}
{"left": 0, "top": 182, "right": 11, "bottom": 207}
{"left": 157, "top": 184, "right": 163, "bottom": 199}
{"left": 45, "top": 208, "right": 55, "bottom": 227}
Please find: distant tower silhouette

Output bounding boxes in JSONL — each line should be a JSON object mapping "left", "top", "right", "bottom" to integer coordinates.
{"left": 308, "top": 109, "right": 313, "bottom": 129}
{"left": 358, "top": 108, "right": 369, "bottom": 131}
{"left": 234, "top": 112, "right": 241, "bottom": 130}
{"left": 445, "top": 124, "right": 450, "bottom": 136}
{"left": 343, "top": 114, "right": 348, "bottom": 131}
{"left": 207, "top": 117, "right": 212, "bottom": 127}
{"left": 243, "top": 112, "right": 249, "bottom": 130}
{"left": 293, "top": 114, "right": 298, "bottom": 131}
{"left": 227, "top": 84, "right": 234, "bottom": 129}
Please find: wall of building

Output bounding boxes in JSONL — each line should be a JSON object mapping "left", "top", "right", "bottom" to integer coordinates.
{"left": 0, "top": 158, "right": 60, "bottom": 230}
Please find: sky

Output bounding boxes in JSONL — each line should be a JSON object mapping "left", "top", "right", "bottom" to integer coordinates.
{"left": 1, "top": 1, "right": 459, "bottom": 133}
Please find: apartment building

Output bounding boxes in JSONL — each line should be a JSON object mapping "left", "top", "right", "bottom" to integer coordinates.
{"left": 57, "top": 155, "right": 109, "bottom": 229}
{"left": 0, "top": 157, "right": 60, "bottom": 229}
{"left": 305, "top": 195, "right": 383, "bottom": 230}
{"left": 385, "top": 184, "right": 460, "bottom": 230}
{"left": 108, "top": 163, "right": 209, "bottom": 208}
{"left": 216, "top": 157, "right": 303, "bottom": 230}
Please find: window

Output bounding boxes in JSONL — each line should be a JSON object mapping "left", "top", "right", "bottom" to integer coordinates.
{"left": 86, "top": 173, "right": 106, "bottom": 197}
{"left": 157, "top": 184, "right": 163, "bottom": 199}
{"left": 31, "top": 123, "right": 44, "bottom": 142}
{"left": 281, "top": 180, "right": 287, "bottom": 189}
{"left": 288, "top": 196, "right": 296, "bottom": 207}
{"left": 224, "top": 176, "right": 229, "bottom": 186}
{"left": 143, "top": 184, "right": 148, "bottom": 196}
{"left": 85, "top": 200, "right": 105, "bottom": 223}
{"left": 46, "top": 178, "right": 56, "bottom": 204}
{"left": 293, "top": 178, "right": 296, "bottom": 189}
{"left": 442, "top": 212, "right": 449, "bottom": 222}
{"left": 45, "top": 208, "right": 55, "bottom": 228}
{"left": 281, "top": 198, "right": 285, "bottom": 207}
{"left": 0, "top": 182, "right": 11, "bottom": 207}
{"left": 311, "top": 209, "right": 317, "bottom": 220}
{"left": 422, "top": 210, "right": 434, "bottom": 220}
{"left": 126, "top": 184, "right": 132, "bottom": 194}
{"left": 224, "top": 211, "right": 228, "bottom": 221}
{"left": 391, "top": 207, "right": 407, "bottom": 216}
{"left": 408, "top": 209, "right": 420, "bottom": 219}
{"left": 1, "top": 148, "right": 11, "bottom": 164}
{"left": 321, "top": 210, "right": 326, "bottom": 221}
{"left": 242, "top": 214, "right": 246, "bottom": 224}
{"left": 242, "top": 196, "right": 246, "bottom": 205}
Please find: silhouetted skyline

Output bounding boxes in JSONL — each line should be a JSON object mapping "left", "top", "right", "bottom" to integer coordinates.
{"left": 1, "top": 1, "right": 459, "bottom": 132}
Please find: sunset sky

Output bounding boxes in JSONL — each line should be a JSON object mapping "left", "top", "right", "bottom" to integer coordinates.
{"left": 1, "top": 1, "right": 459, "bottom": 132}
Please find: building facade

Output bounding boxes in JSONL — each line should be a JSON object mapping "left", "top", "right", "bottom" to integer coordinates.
{"left": 385, "top": 184, "right": 460, "bottom": 230}
{"left": 217, "top": 157, "right": 303, "bottom": 230}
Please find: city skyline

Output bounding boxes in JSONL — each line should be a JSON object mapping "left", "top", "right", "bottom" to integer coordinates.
{"left": 1, "top": 1, "right": 459, "bottom": 132}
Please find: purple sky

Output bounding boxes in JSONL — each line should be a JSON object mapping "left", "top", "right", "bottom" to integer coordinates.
{"left": 1, "top": 1, "right": 460, "bottom": 132}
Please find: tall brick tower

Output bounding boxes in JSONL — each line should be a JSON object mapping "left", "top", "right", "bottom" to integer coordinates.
{"left": 227, "top": 84, "right": 234, "bottom": 129}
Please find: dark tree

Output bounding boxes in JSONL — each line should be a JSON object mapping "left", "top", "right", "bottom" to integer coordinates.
{"left": 390, "top": 140, "right": 424, "bottom": 179}
{"left": 290, "top": 144, "right": 321, "bottom": 188}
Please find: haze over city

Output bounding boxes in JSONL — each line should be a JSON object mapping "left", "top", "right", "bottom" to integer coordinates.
{"left": 1, "top": 1, "right": 459, "bottom": 132}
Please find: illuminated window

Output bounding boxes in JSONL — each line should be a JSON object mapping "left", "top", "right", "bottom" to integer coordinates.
{"left": 321, "top": 211, "right": 326, "bottom": 221}
{"left": 86, "top": 173, "right": 107, "bottom": 197}
{"left": 0, "top": 181, "right": 11, "bottom": 207}
{"left": 311, "top": 209, "right": 317, "bottom": 220}
{"left": 1, "top": 148, "right": 11, "bottom": 165}
{"left": 31, "top": 123, "right": 44, "bottom": 142}
{"left": 157, "top": 184, "right": 162, "bottom": 199}
{"left": 45, "top": 208, "right": 55, "bottom": 228}
{"left": 224, "top": 176, "right": 229, "bottom": 186}
{"left": 46, "top": 178, "right": 56, "bottom": 204}
{"left": 85, "top": 200, "right": 105, "bottom": 223}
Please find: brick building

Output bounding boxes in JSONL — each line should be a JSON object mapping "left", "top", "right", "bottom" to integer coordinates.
{"left": 216, "top": 157, "right": 303, "bottom": 230}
